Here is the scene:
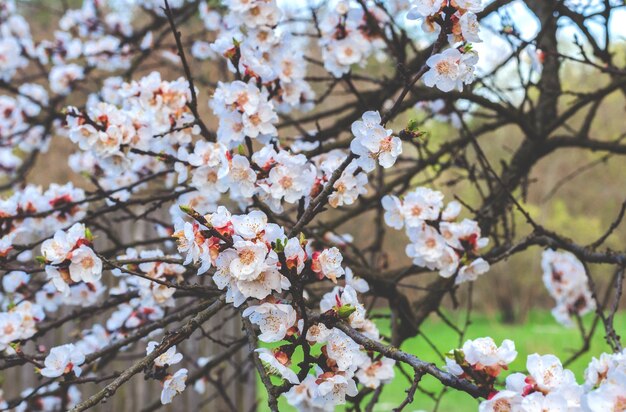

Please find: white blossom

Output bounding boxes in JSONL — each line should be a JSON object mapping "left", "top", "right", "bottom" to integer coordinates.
{"left": 356, "top": 357, "right": 395, "bottom": 389}
{"left": 407, "top": 0, "right": 444, "bottom": 19}
{"left": 312, "top": 247, "right": 345, "bottom": 282}
{"left": 256, "top": 348, "right": 299, "bottom": 384}
{"left": 68, "top": 245, "right": 103, "bottom": 284}
{"left": 160, "top": 368, "right": 188, "bottom": 405}
{"left": 146, "top": 342, "right": 183, "bottom": 368}
{"left": 40, "top": 344, "right": 85, "bottom": 378}
{"left": 423, "top": 48, "right": 478, "bottom": 92}
{"left": 350, "top": 111, "right": 402, "bottom": 172}
{"left": 243, "top": 303, "right": 297, "bottom": 343}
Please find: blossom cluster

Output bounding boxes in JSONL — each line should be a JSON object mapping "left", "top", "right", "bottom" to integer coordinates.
{"left": 249, "top": 285, "right": 396, "bottom": 410}
{"left": 317, "top": 1, "right": 389, "bottom": 77}
{"left": 208, "top": 0, "right": 313, "bottom": 148}
{"left": 0, "top": 183, "right": 86, "bottom": 260}
{"left": 174, "top": 207, "right": 336, "bottom": 305}
{"left": 383, "top": 187, "right": 490, "bottom": 283}
{"left": 210, "top": 80, "right": 278, "bottom": 146}
{"left": 41, "top": 223, "right": 102, "bottom": 297}
{"left": 0, "top": 0, "right": 163, "bottom": 179}
{"left": 64, "top": 81, "right": 380, "bottom": 219}
{"left": 171, "top": 111, "right": 383, "bottom": 216}
{"left": 582, "top": 349, "right": 626, "bottom": 411}
{"left": 541, "top": 249, "right": 596, "bottom": 327}
{"left": 3, "top": 264, "right": 99, "bottom": 351}
{"left": 2, "top": 241, "right": 193, "bottom": 408}
{"left": 144, "top": 343, "right": 188, "bottom": 404}
{"left": 477, "top": 345, "right": 626, "bottom": 411}
{"left": 0, "top": 1, "right": 30, "bottom": 83}
{"left": 65, "top": 72, "right": 197, "bottom": 201}
{"left": 1, "top": 238, "right": 107, "bottom": 359}
{"left": 171, "top": 203, "right": 396, "bottom": 409}
{"left": 350, "top": 111, "right": 403, "bottom": 172}
{"left": 444, "top": 336, "right": 626, "bottom": 411}
{"left": 178, "top": 129, "right": 319, "bottom": 212}
{"left": 0, "top": 84, "right": 49, "bottom": 177}
{"left": 445, "top": 337, "right": 518, "bottom": 382}
{"left": 2, "top": 242, "right": 191, "bottom": 407}
{"left": 0, "top": 295, "right": 43, "bottom": 352}
{"left": 41, "top": 0, "right": 138, "bottom": 74}
{"left": 407, "top": 0, "right": 482, "bottom": 91}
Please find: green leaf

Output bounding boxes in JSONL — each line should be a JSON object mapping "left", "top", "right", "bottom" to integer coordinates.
{"left": 237, "top": 144, "right": 246, "bottom": 156}
{"left": 337, "top": 304, "right": 356, "bottom": 319}
{"left": 274, "top": 238, "right": 285, "bottom": 253}
{"left": 453, "top": 349, "right": 465, "bottom": 365}
{"left": 179, "top": 205, "right": 193, "bottom": 215}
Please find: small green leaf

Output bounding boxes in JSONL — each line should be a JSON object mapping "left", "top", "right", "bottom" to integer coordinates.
{"left": 274, "top": 238, "right": 285, "bottom": 253}
{"left": 454, "top": 349, "right": 465, "bottom": 365}
{"left": 337, "top": 305, "right": 356, "bottom": 319}
{"left": 179, "top": 205, "right": 193, "bottom": 215}
{"left": 85, "top": 227, "right": 93, "bottom": 242}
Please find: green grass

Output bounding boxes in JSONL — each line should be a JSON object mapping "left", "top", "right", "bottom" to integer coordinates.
{"left": 257, "top": 311, "right": 625, "bottom": 411}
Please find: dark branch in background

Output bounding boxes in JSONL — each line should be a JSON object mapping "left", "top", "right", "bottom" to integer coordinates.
{"left": 163, "top": 0, "right": 213, "bottom": 140}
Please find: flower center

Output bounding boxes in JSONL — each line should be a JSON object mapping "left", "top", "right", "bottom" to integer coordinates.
{"left": 436, "top": 60, "right": 454, "bottom": 76}
{"left": 248, "top": 113, "right": 262, "bottom": 126}
{"left": 279, "top": 176, "right": 293, "bottom": 189}
{"left": 239, "top": 249, "right": 256, "bottom": 265}
{"left": 236, "top": 93, "right": 249, "bottom": 109}
{"left": 206, "top": 170, "right": 218, "bottom": 183}
{"left": 493, "top": 399, "right": 511, "bottom": 412}
{"left": 81, "top": 256, "right": 94, "bottom": 270}
{"left": 379, "top": 137, "right": 392, "bottom": 153}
